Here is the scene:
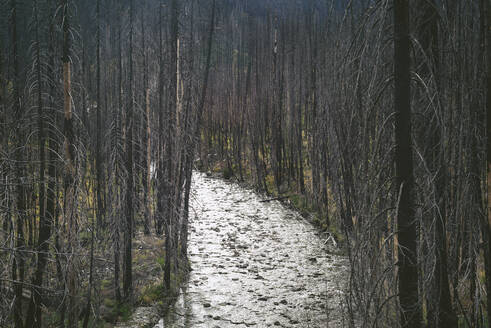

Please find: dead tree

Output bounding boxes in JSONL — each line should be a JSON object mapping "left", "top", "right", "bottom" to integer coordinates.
{"left": 394, "top": 1, "right": 421, "bottom": 326}
{"left": 123, "top": 0, "right": 135, "bottom": 303}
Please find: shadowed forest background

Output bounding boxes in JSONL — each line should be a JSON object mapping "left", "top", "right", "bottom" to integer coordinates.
{"left": 0, "top": 0, "right": 490, "bottom": 327}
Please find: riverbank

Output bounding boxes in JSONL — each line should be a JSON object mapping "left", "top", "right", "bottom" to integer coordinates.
{"left": 201, "top": 161, "right": 346, "bottom": 254}
{"left": 99, "top": 233, "right": 185, "bottom": 328}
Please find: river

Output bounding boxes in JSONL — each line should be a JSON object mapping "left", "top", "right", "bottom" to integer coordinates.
{"left": 152, "top": 172, "right": 348, "bottom": 328}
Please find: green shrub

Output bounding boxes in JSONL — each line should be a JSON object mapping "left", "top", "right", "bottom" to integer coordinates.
{"left": 222, "top": 166, "right": 233, "bottom": 179}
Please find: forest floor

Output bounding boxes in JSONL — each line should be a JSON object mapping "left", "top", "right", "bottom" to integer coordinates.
{"left": 23, "top": 230, "right": 174, "bottom": 327}
{"left": 93, "top": 233, "right": 179, "bottom": 328}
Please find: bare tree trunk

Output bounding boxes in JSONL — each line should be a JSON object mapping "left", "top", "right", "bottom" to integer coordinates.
{"left": 145, "top": 88, "right": 151, "bottom": 235}
{"left": 26, "top": 1, "right": 50, "bottom": 326}
{"left": 46, "top": 0, "right": 64, "bottom": 320}
{"left": 95, "top": 0, "right": 104, "bottom": 233}
{"left": 394, "top": 1, "right": 421, "bottom": 327}
{"left": 143, "top": 3, "right": 151, "bottom": 236}
{"left": 416, "top": 1, "right": 457, "bottom": 325}
{"left": 156, "top": 0, "right": 164, "bottom": 237}
{"left": 0, "top": 18, "right": 6, "bottom": 236}
{"left": 484, "top": 0, "right": 491, "bottom": 324}
{"left": 123, "top": 0, "right": 134, "bottom": 303}
{"left": 10, "top": 1, "right": 26, "bottom": 327}
{"left": 163, "top": 0, "right": 179, "bottom": 291}
{"left": 271, "top": 16, "right": 283, "bottom": 193}
{"left": 113, "top": 0, "right": 123, "bottom": 304}
{"left": 307, "top": 9, "right": 319, "bottom": 204}
{"left": 62, "top": 0, "right": 78, "bottom": 325}
{"left": 82, "top": 203, "right": 95, "bottom": 328}
{"left": 181, "top": 0, "right": 216, "bottom": 261}
{"left": 83, "top": 0, "right": 102, "bottom": 322}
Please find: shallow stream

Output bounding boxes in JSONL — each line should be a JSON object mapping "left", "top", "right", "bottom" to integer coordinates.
{"left": 157, "top": 173, "right": 348, "bottom": 328}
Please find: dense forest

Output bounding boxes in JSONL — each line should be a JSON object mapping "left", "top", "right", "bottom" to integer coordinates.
{"left": 0, "top": 0, "right": 490, "bottom": 327}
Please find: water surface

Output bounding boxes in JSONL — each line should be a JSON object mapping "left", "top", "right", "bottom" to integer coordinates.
{"left": 159, "top": 173, "right": 347, "bottom": 328}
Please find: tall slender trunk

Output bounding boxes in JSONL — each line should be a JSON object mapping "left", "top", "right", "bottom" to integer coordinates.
{"left": 46, "top": 0, "right": 64, "bottom": 320}
{"left": 123, "top": 0, "right": 134, "bottom": 302}
{"left": 0, "top": 18, "right": 6, "bottom": 235}
{"left": 111, "top": 0, "right": 123, "bottom": 305}
{"left": 156, "top": 0, "right": 164, "bottom": 237}
{"left": 96, "top": 0, "right": 104, "bottom": 232}
{"left": 43, "top": 37, "right": 58, "bottom": 326}
{"left": 26, "top": 1, "right": 50, "bottom": 326}
{"left": 163, "top": 0, "right": 179, "bottom": 291}
{"left": 271, "top": 16, "right": 282, "bottom": 193}
{"left": 307, "top": 10, "right": 319, "bottom": 203}
{"left": 83, "top": 0, "right": 102, "bottom": 321}
{"left": 145, "top": 88, "right": 151, "bottom": 235}
{"left": 11, "top": 1, "right": 26, "bottom": 327}
{"left": 143, "top": 3, "right": 151, "bottom": 236}
{"left": 82, "top": 201, "right": 95, "bottom": 328}
{"left": 394, "top": 1, "right": 421, "bottom": 327}
{"left": 484, "top": 0, "right": 491, "bottom": 324}
{"left": 417, "top": 1, "right": 456, "bottom": 325}
{"left": 173, "top": 35, "right": 182, "bottom": 270}
{"left": 181, "top": 0, "right": 215, "bottom": 261}
{"left": 296, "top": 37, "right": 305, "bottom": 194}
{"left": 62, "top": 1, "right": 78, "bottom": 326}
{"left": 178, "top": 0, "right": 194, "bottom": 261}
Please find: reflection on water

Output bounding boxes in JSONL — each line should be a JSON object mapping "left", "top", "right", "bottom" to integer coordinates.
{"left": 161, "top": 173, "right": 347, "bottom": 328}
